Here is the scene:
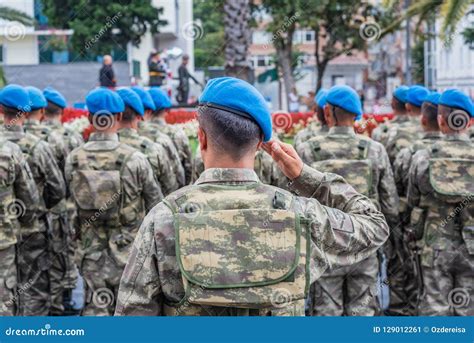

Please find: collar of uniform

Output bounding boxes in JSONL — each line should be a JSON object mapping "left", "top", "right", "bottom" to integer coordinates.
{"left": 24, "top": 119, "right": 41, "bottom": 126}
{"left": 150, "top": 117, "right": 166, "bottom": 125}
{"left": 42, "top": 118, "right": 62, "bottom": 128}
{"left": 118, "top": 127, "right": 139, "bottom": 138}
{"left": 89, "top": 132, "right": 119, "bottom": 142}
{"left": 328, "top": 126, "right": 356, "bottom": 137}
{"left": 392, "top": 115, "right": 409, "bottom": 124}
{"left": 422, "top": 131, "right": 442, "bottom": 140}
{"left": 443, "top": 133, "right": 470, "bottom": 142}
{"left": 3, "top": 125, "right": 24, "bottom": 132}
{"left": 196, "top": 168, "right": 260, "bottom": 185}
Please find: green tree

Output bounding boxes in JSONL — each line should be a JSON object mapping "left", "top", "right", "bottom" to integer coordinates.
{"left": 41, "top": 0, "right": 166, "bottom": 55}
{"left": 0, "top": 6, "right": 34, "bottom": 86}
{"left": 300, "top": 0, "right": 383, "bottom": 91}
{"left": 193, "top": 0, "right": 225, "bottom": 68}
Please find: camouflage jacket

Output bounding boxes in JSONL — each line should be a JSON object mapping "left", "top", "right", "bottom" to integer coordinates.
{"left": 294, "top": 122, "right": 328, "bottom": 152}
{"left": 138, "top": 121, "right": 186, "bottom": 187}
{"left": 115, "top": 166, "right": 389, "bottom": 316}
{"left": 64, "top": 132, "right": 162, "bottom": 254}
{"left": 298, "top": 126, "right": 399, "bottom": 228}
{"left": 385, "top": 116, "right": 422, "bottom": 164}
{"left": 371, "top": 115, "right": 410, "bottom": 147}
{"left": 42, "top": 118, "right": 84, "bottom": 154}
{"left": 118, "top": 128, "right": 178, "bottom": 196}
{"left": 407, "top": 133, "right": 473, "bottom": 246}
{"left": 393, "top": 131, "right": 442, "bottom": 196}
{"left": 149, "top": 117, "right": 193, "bottom": 185}
{"left": 0, "top": 138, "right": 40, "bottom": 248}
{"left": 2, "top": 125, "right": 66, "bottom": 233}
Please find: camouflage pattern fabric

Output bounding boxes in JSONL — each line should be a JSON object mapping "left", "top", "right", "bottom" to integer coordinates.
{"left": 294, "top": 122, "right": 328, "bottom": 152}
{"left": 0, "top": 139, "right": 39, "bottom": 316}
{"left": 148, "top": 117, "right": 193, "bottom": 185}
{"left": 138, "top": 121, "right": 186, "bottom": 187}
{"left": 298, "top": 126, "right": 398, "bottom": 316}
{"left": 407, "top": 133, "right": 474, "bottom": 316}
{"left": 385, "top": 117, "right": 422, "bottom": 164}
{"left": 115, "top": 166, "right": 389, "bottom": 316}
{"left": 2, "top": 125, "right": 66, "bottom": 316}
{"left": 372, "top": 115, "right": 410, "bottom": 148}
{"left": 65, "top": 132, "right": 162, "bottom": 316}
{"left": 118, "top": 127, "right": 179, "bottom": 195}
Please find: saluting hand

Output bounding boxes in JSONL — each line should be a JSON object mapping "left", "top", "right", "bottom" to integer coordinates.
{"left": 262, "top": 140, "right": 303, "bottom": 180}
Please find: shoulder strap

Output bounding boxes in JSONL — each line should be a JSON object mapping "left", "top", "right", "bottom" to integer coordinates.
{"left": 357, "top": 139, "right": 369, "bottom": 160}
{"left": 310, "top": 140, "right": 321, "bottom": 161}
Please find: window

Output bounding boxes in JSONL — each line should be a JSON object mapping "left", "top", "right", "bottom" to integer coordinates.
{"left": 0, "top": 45, "right": 3, "bottom": 63}
{"left": 257, "top": 55, "right": 267, "bottom": 67}
{"left": 304, "top": 31, "right": 315, "bottom": 42}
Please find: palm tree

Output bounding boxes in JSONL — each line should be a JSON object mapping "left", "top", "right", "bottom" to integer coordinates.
{"left": 382, "top": 0, "right": 472, "bottom": 43}
{"left": 0, "top": 6, "right": 34, "bottom": 86}
{"left": 223, "top": 0, "right": 252, "bottom": 81}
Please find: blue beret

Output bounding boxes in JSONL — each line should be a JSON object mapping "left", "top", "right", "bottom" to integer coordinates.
{"left": 148, "top": 88, "right": 172, "bottom": 111}
{"left": 199, "top": 77, "right": 272, "bottom": 142}
{"left": 86, "top": 87, "right": 124, "bottom": 115}
{"left": 326, "top": 85, "right": 363, "bottom": 120}
{"left": 424, "top": 92, "right": 441, "bottom": 106}
{"left": 131, "top": 86, "right": 156, "bottom": 111}
{"left": 117, "top": 88, "right": 144, "bottom": 116}
{"left": 393, "top": 86, "right": 409, "bottom": 103}
{"left": 26, "top": 86, "right": 47, "bottom": 111}
{"left": 439, "top": 89, "right": 474, "bottom": 118}
{"left": 0, "top": 84, "right": 31, "bottom": 112}
{"left": 43, "top": 86, "right": 67, "bottom": 108}
{"left": 406, "top": 85, "right": 430, "bottom": 107}
{"left": 315, "top": 89, "right": 328, "bottom": 108}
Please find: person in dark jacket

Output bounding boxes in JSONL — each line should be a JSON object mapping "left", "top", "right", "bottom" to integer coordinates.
{"left": 176, "top": 54, "right": 201, "bottom": 104}
{"left": 148, "top": 52, "right": 167, "bottom": 87}
{"left": 99, "top": 55, "right": 116, "bottom": 88}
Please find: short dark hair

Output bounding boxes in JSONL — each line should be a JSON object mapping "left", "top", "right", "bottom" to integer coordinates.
{"left": 392, "top": 97, "right": 406, "bottom": 112}
{"left": 1, "top": 105, "right": 25, "bottom": 119}
{"left": 316, "top": 107, "right": 326, "bottom": 125}
{"left": 45, "top": 101, "right": 62, "bottom": 116}
{"left": 197, "top": 106, "right": 262, "bottom": 161}
{"left": 329, "top": 104, "right": 356, "bottom": 123}
{"left": 151, "top": 109, "right": 166, "bottom": 117}
{"left": 122, "top": 106, "right": 139, "bottom": 122}
{"left": 421, "top": 102, "right": 439, "bottom": 129}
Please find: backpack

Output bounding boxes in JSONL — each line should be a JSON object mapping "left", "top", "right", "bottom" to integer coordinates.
{"left": 309, "top": 138, "right": 373, "bottom": 197}
{"left": 163, "top": 184, "right": 310, "bottom": 315}
{"left": 0, "top": 140, "right": 17, "bottom": 250}
{"left": 390, "top": 125, "right": 420, "bottom": 158}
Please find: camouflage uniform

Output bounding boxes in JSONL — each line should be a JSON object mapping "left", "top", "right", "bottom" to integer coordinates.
{"left": 138, "top": 121, "right": 186, "bottom": 187}
{"left": 293, "top": 122, "right": 328, "bottom": 152}
{"left": 2, "top": 125, "right": 66, "bottom": 316}
{"left": 65, "top": 132, "right": 162, "bottom": 316}
{"left": 114, "top": 165, "right": 389, "bottom": 316}
{"left": 372, "top": 115, "right": 410, "bottom": 148}
{"left": 118, "top": 127, "right": 179, "bottom": 195}
{"left": 42, "top": 117, "right": 84, "bottom": 313}
{"left": 298, "top": 126, "right": 399, "bottom": 316}
{"left": 0, "top": 139, "right": 39, "bottom": 316}
{"left": 407, "top": 133, "right": 474, "bottom": 316}
{"left": 385, "top": 116, "right": 422, "bottom": 164}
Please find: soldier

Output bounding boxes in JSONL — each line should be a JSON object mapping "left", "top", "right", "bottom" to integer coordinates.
{"left": 407, "top": 89, "right": 473, "bottom": 316}
{"left": 114, "top": 77, "right": 389, "bottom": 316}
{"left": 116, "top": 87, "right": 178, "bottom": 195}
{"left": 298, "top": 85, "right": 399, "bottom": 316}
{"left": 148, "top": 87, "right": 193, "bottom": 185}
{"left": 133, "top": 86, "right": 185, "bottom": 187}
{"left": 372, "top": 86, "right": 409, "bottom": 147}
{"left": 1, "top": 84, "right": 66, "bottom": 316}
{"left": 0, "top": 138, "right": 39, "bottom": 316}
{"left": 385, "top": 85, "right": 430, "bottom": 164}
{"left": 65, "top": 87, "right": 162, "bottom": 316}
{"left": 294, "top": 89, "right": 328, "bottom": 153}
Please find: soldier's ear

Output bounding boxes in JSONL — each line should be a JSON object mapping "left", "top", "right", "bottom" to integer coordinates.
{"left": 198, "top": 127, "right": 207, "bottom": 150}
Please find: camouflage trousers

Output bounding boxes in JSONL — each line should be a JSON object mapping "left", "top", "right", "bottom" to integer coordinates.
{"left": 17, "top": 231, "right": 50, "bottom": 316}
{"left": 0, "top": 246, "right": 17, "bottom": 316}
{"left": 310, "top": 254, "right": 380, "bottom": 316}
{"left": 78, "top": 250, "right": 122, "bottom": 316}
{"left": 419, "top": 243, "right": 473, "bottom": 316}
{"left": 49, "top": 213, "right": 78, "bottom": 315}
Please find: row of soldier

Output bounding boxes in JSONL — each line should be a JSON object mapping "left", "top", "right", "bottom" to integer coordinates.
{"left": 0, "top": 78, "right": 472, "bottom": 316}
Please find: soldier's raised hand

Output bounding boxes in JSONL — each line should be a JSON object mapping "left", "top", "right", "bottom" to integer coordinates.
{"left": 262, "top": 140, "right": 303, "bottom": 180}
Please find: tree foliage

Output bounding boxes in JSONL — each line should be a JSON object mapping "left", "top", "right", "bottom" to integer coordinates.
{"left": 41, "top": 0, "right": 166, "bottom": 55}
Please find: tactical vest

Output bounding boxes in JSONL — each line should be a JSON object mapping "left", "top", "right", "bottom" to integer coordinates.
{"left": 390, "top": 124, "right": 420, "bottom": 155}
{"left": 162, "top": 183, "right": 310, "bottom": 316}
{"left": 309, "top": 136, "right": 373, "bottom": 198}
{"left": 0, "top": 141, "right": 18, "bottom": 249}
{"left": 417, "top": 140, "right": 474, "bottom": 252}
{"left": 119, "top": 133, "right": 162, "bottom": 181}
{"left": 69, "top": 144, "right": 142, "bottom": 239}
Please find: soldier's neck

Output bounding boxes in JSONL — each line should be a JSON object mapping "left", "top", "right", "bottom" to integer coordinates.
{"left": 204, "top": 153, "right": 255, "bottom": 170}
